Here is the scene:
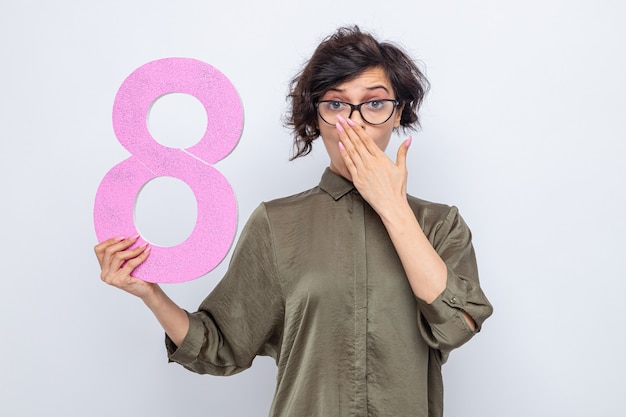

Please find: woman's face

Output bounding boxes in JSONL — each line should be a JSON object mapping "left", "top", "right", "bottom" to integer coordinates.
{"left": 317, "top": 66, "right": 402, "bottom": 181}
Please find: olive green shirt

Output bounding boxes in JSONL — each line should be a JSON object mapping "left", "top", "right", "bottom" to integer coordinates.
{"left": 167, "top": 168, "right": 493, "bottom": 417}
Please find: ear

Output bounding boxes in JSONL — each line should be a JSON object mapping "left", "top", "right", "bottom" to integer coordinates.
{"left": 393, "top": 102, "right": 405, "bottom": 128}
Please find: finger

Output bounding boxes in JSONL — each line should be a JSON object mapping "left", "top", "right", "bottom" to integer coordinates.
{"left": 335, "top": 120, "right": 355, "bottom": 153}
{"left": 120, "top": 245, "right": 151, "bottom": 276}
{"left": 94, "top": 236, "right": 125, "bottom": 266}
{"left": 336, "top": 115, "right": 364, "bottom": 151}
{"left": 102, "top": 235, "right": 140, "bottom": 260}
{"left": 99, "top": 235, "right": 139, "bottom": 260}
{"left": 342, "top": 116, "right": 379, "bottom": 155}
{"left": 101, "top": 243, "right": 149, "bottom": 284}
{"left": 336, "top": 124, "right": 368, "bottom": 176}
{"left": 101, "top": 236, "right": 141, "bottom": 275}
{"left": 396, "top": 136, "right": 412, "bottom": 169}
{"left": 338, "top": 140, "right": 358, "bottom": 176}
{"left": 336, "top": 118, "right": 370, "bottom": 171}
{"left": 108, "top": 241, "right": 148, "bottom": 273}
{"left": 115, "top": 251, "right": 151, "bottom": 290}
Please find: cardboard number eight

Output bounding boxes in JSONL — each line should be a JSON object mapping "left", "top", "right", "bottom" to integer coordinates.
{"left": 94, "top": 58, "right": 242, "bottom": 283}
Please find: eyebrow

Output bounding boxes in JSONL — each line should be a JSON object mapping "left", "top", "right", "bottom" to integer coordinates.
{"left": 328, "top": 85, "right": 390, "bottom": 93}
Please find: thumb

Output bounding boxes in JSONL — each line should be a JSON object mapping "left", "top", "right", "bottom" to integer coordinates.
{"left": 396, "top": 135, "right": 412, "bottom": 168}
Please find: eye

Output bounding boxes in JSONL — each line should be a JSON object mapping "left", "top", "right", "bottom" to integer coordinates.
{"left": 365, "top": 100, "right": 386, "bottom": 110}
{"left": 326, "top": 101, "right": 345, "bottom": 111}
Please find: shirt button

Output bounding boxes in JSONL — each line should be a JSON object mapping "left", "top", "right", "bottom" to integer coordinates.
{"left": 449, "top": 297, "right": 457, "bottom": 304}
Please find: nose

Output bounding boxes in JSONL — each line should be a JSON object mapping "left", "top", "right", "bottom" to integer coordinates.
{"left": 348, "top": 107, "right": 366, "bottom": 128}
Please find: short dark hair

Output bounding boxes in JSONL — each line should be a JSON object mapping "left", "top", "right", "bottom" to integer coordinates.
{"left": 285, "top": 25, "right": 430, "bottom": 160}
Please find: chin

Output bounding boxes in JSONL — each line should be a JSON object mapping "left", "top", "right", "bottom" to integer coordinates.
{"left": 329, "top": 164, "right": 350, "bottom": 181}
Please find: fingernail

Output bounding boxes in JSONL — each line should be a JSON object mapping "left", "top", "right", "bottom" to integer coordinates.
{"left": 338, "top": 141, "right": 346, "bottom": 152}
{"left": 131, "top": 234, "right": 140, "bottom": 240}
{"left": 346, "top": 118, "right": 356, "bottom": 127}
{"left": 405, "top": 136, "right": 413, "bottom": 148}
{"left": 337, "top": 114, "right": 346, "bottom": 123}
{"left": 336, "top": 122, "right": 344, "bottom": 133}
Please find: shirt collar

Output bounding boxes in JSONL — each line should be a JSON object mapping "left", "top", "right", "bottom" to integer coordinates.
{"left": 319, "top": 167, "right": 355, "bottom": 200}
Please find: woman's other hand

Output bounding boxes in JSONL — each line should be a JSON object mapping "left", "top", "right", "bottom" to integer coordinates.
{"left": 94, "top": 236, "right": 155, "bottom": 300}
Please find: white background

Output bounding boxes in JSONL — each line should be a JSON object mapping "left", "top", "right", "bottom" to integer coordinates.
{"left": 1, "top": 1, "right": 625, "bottom": 416}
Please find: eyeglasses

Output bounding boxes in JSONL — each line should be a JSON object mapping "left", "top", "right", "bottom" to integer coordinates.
{"left": 316, "top": 99, "right": 400, "bottom": 126}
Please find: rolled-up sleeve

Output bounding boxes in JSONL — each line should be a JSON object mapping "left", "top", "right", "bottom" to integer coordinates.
{"left": 166, "top": 203, "right": 285, "bottom": 376}
{"left": 416, "top": 206, "right": 493, "bottom": 355}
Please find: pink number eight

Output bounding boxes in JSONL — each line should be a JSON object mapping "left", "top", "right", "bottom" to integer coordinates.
{"left": 94, "top": 58, "right": 242, "bottom": 283}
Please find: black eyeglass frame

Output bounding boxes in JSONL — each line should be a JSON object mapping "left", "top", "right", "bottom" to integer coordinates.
{"left": 316, "top": 99, "right": 400, "bottom": 126}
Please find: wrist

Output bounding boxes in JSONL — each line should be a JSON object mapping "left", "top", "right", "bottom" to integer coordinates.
{"left": 378, "top": 198, "right": 413, "bottom": 228}
{"left": 140, "top": 283, "right": 164, "bottom": 308}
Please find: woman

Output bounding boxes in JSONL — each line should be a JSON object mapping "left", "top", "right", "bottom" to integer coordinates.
{"left": 95, "top": 26, "right": 493, "bottom": 417}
